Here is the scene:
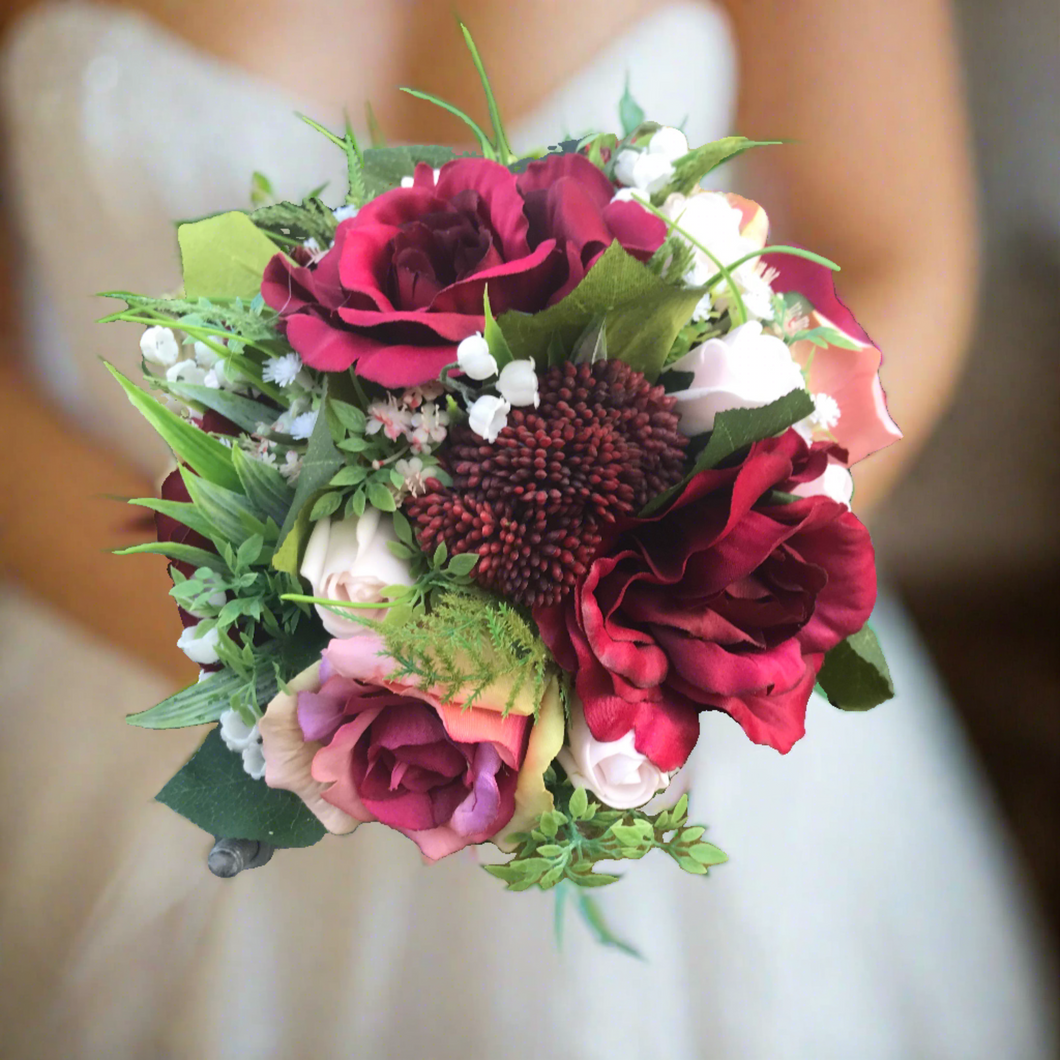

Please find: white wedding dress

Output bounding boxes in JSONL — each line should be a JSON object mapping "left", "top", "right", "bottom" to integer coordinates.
{"left": 1, "top": 4, "right": 1055, "bottom": 1058}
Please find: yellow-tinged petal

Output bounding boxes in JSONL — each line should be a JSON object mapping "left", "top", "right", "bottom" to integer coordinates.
{"left": 725, "top": 192, "right": 770, "bottom": 249}
{"left": 259, "top": 662, "right": 360, "bottom": 836}
{"left": 493, "top": 676, "right": 566, "bottom": 852}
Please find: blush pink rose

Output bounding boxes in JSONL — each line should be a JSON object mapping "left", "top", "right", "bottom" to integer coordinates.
{"left": 764, "top": 253, "right": 903, "bottom": 464}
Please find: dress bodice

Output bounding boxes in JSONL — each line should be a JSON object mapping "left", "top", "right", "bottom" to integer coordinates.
{"left": 1, "top": 0, "right": 735, "bottom": 470}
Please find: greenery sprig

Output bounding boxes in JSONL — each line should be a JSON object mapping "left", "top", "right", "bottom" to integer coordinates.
{"left": 486, "top": 774, "right": 727, "bottom": 891}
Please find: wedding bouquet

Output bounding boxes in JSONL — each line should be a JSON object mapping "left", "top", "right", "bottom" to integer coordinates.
{"left": 104, "top": 32, "right": 898, "bottom": 912}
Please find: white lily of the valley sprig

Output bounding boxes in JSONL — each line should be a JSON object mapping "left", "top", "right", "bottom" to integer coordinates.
{"left": 467, "top": 394, "right": 510, "bottom": 442}
{"left": 219, "top": 709, "right": 267, "bottom": 780}
{"left": 496, "top": 359, "right": 540, "bottom": 407}
{"left": 613, "top": 126, "right": 689, "bottom": 196}
{"left": 457, "top": 332, "right": 498, "bottom": 380}
{"left": 140, "top": 325, "right": 180, "bottom": 367}
{"left": 176, "top": 622, "right": 220, "bottom": 666}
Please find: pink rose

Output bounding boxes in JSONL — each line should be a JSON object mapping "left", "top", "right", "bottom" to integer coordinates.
{"left": 765, "top": 254, "right": 903, "bottom": 464}
{"left": 260, "top": 633, "right": 565, "bottom": 860}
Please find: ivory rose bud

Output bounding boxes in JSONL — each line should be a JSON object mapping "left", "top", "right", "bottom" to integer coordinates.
{"left": 300, "top": 509, "right": 413, "bottom": 637}
{"left": 557, "top": 696, "right": 669, "bottom": 810}
{"left": 668, "top": 321, "right": 806, "bottom": 436}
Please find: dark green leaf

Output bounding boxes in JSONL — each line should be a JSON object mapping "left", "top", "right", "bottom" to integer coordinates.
{"left": 128, "top": 496, "right": 215, "bottom": 540}
{"left": 640, "top": 389, "right": 814, "bottom": 516}
{"left": 106, "top": 364, "right": 241, "bottom": 492}
{"left": 180, "top": 468, "right": 270, "bottom": 546}
{"left": 661, "top": 137, "right": 781, "bottom": 199}
{"left": 273, "top": 384, "right": 344, "bottom": 570}
{"left": 161, "top": 381, "right": 277, "bottom": 434}
{"left": 114, "top": 541, "right": 229, "bottom": 573}
{"left": 156, "top": 728, "right": 326, "bottom": 847}
{"left": 361, "top": 145, "right": 458, "bottom": 198}
{"left": 817, "top": 623, "right": 894, "bottom": 710}
{"left": 231, "top": 446, "right": 294, "bottom": 527}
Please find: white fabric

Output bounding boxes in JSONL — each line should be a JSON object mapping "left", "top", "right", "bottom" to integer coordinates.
{"left": 1, "top": 4, "right": 1056, "bottom": 1058}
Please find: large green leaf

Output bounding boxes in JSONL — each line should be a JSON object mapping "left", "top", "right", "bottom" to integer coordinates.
{"left": 127, "top": 496, "right": 216, "bottom": 540}
{"left": 179, "top": 467, "right": 271, "bottom": 547}
{"left": 106, "top": 364, "right": 242, "bottom": 492}
{"left": 497, "top": 242, "right": 703, "bottom": 380}
{"left": 816, "top": 624, "right": 894, "bottom": 711}
{"left": 361, "top": 145, "right": 458, "bottom": 198}
{"left": 640, "top": 389, "right": 814, "bottom": 516}
{"left": 273, "top": 386, "right": 343, "bottom": 572}
{"left": 156, "top": 728, "right": 326, "bottom": 847}
{"left": 177, "top": 211, "right": 284, "bottom": 300}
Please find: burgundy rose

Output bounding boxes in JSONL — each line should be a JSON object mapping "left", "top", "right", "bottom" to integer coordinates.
{"left": 261, "top": 155, "right": 665, "bottom": 387}
{"left": 535, "top": 431, "right": 877, "bottom": 770}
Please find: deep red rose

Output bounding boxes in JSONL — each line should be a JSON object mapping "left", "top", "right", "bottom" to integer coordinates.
{"left": 261, "top": 155, "right": 666, "bottom": 386}
{"left": 534, "top": 431, "right": 877, "bottom": 770}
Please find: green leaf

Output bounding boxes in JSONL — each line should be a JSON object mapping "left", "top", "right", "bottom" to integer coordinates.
{"left": 367, "top": 481, "right": 397, "bottom": 512}
{"left": 483, "top": 286, "right": 514, "bottom": 370}
{"left": 329, "top": 399, "right": 367, "bottom": 434}
{"left": 114, "top": 541, "right": 229, "bottom": 574}
{"left": 568, "top": 786, "right": 589, "bottom": 820}
{"left": 106, "top": 364, "right": 241, "bottom": 492}
{"left": 817, "top": 623, "right": 894, "bottom": 710}
{"left": 180, "top": 468, "right": 269, "bottom": 547}
{"left": 432, "top": 542, "right": 449, "bottom": 569}
{"left": 329, "top": 465, "right": 368, "bottom": 488}
{"left": 231, "top": 446, "right": 294, "bottom": 528}
{"left": 127, "top": 496, "right": 215, "bottom": 540}
{"left": 251, "top": 197, "right": 337, "bottom": 245}
{"left": 458, "top": 21, "right": 514, "bottom": 162}
{"left": 273, "top": 384, "right": 344, "bottom": 567}
{"left": 446, "top": 553, "right": 479, "bottom": 577}
{"left": 661, "top": 137, "right": 781, "bottom": 199}
{"left": 391, "top": 509, "right": 414, "bottom": 546}
{"left": 235, "top": 533, "right": 264, "bottom": 569}
{"left": 688, "top": 842, "right": 728, "bottom": 866}
{"left": 361, "top": 145, "right": 458, "bottom": 198}
{"left": 618, "top": 76, "right": 645, "bottom": 137}
{"left": 575, "top": 893, "right": 642, "bottom": 958}
{"left": 156, "top": 728, "right": 326, "bottom": 847}
{"left": 162, "top": 380, "right": 277, "bottom": 435}
{"left": 309, "top": 491, "right": 343, "bottom": 521}
{"left": 496, "top": 242, "right": 703, "bottom": 380}
{"left": 177, "top": 211, "right": 283, "bottom": 300}
{"left": 640, "top": 389, "right": 815, "bottom": 516}
{"left": 387, "top": 540, "right": 413, "bottom": 560}
{"left": 398, "top": 88, "right": 495, "bottom": 158}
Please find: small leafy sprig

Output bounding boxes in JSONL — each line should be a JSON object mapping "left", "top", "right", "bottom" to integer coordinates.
{"left": 486, "top": 774, "right": 727, "bottom": 890}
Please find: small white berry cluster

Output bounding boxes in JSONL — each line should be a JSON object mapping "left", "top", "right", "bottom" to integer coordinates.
{"left": 456, "top": 333, "right": 540, "bottom": 443}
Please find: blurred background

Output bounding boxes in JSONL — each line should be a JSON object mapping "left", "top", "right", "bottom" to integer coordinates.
{"left": 0, "top": 0, "right": 1056, "bottom": 1053}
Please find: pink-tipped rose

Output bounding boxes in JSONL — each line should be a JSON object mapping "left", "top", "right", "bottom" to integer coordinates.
{"left": 765, "top": 253, "right": 902, "bottom": 465}
{"left": 259, "top": 632, "right": 564, "bottom": 860}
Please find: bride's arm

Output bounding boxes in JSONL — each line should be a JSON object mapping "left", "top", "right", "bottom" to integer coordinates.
{"left": 0, "top": 358, "right": 195, "bottom": 685}
{"left": 719, "top": 0, "right": 977, "bottom": 515}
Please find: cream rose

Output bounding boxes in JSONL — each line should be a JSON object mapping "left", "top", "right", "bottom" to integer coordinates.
{"left": 668, "top": 320, "right": 807, "bottom": 437}
{"left": 300, "top": 509, "right": 413, "bottom": 637}
{"left": 556, "top": 696, "right": 670, "bottom": 810}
